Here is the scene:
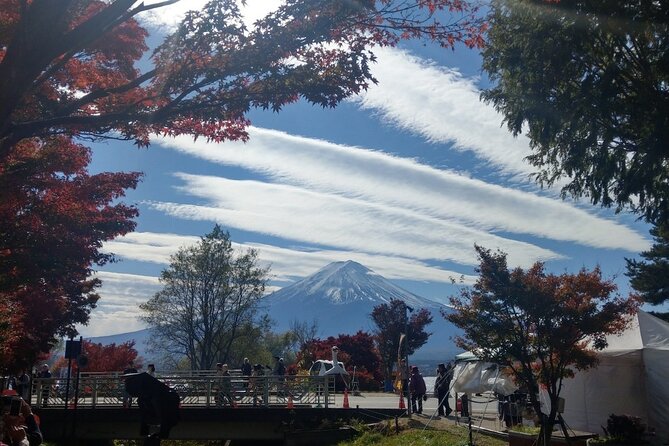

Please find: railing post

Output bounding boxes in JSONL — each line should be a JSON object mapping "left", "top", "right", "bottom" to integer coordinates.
{"left": 323, "top": 375, "right": 330, "bottom": 409}
{"left": 92, "top": 377, "right": 97, "bottom": 409}
{"left": 206, "top": 379, "right": 212, "bottom": 408}
{"left": 35, "top": 380, "right": 42, "bottom": 407}
{"left": 263, "top": 376, "right": 270, "bottom": 407}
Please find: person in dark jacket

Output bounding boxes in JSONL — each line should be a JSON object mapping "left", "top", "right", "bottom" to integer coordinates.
{"left": 408, "top": 366, "right": 426, "bottom": 414}
{"left": 122, "top": 361, "right": 138, "bottom": 408}
{"left": 434, "top": 362, "right": 454, "bottom": 416}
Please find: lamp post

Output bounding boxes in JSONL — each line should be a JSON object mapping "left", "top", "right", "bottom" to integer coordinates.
{"left": 404, "top": 303, "right": 413, "bottom": 414}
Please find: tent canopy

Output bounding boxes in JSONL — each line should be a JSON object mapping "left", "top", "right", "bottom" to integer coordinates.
{"left": 560, "top": 311, "right": 669, "bottom": 442}
{"left": 449, "top": 312, "right": 669, "bottom": 443}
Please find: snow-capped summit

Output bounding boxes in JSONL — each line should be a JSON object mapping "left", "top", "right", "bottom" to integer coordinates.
{"left": 262, "top": 261, "right": 459, "bottom": 358}
{"left": 268, "top": 260, "right": 439, "bottom": 308}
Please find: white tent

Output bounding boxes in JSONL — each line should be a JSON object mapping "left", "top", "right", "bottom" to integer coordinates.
{"left": 560, "top": 311, "right": 669, "bottom": 442}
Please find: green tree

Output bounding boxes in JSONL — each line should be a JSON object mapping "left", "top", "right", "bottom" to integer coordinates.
{"left": 220, "top": 314, "right": 290, "bottom": 368}
{"left": 626, "top": 224, "right": 669, "bottom": 305}
{"left": 140, "top": 225, "right": 269, "bottom": 370}
{"left": 446, "top": 246, "right": 640, "bottom": 446}
{"left": 371, "top": 298, "right": 432, "bottom": 382}
{"left": 481, "top": 0, "right": 669, "bottom": 223}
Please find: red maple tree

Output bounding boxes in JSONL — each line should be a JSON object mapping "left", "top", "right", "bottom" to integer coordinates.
{"left": 0, "top": 0, "right": 486, "bottom": 154}
{"left": 296, "top": 331, "right": 382, "bottom": 390}
{"left": 446, "top": 246, "right": 641, "bottom": 446}
{"left": 52, "top": 340, "right": 141, "bottom": 374}
{"left": 0, "top": 137, "right": 140, "bottom": 369}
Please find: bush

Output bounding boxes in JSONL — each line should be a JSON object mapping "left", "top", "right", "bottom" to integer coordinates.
{"left": 602, "top": 414, "right": 647, "bottom": 444}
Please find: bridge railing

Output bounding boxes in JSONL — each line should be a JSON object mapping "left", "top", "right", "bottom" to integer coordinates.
{"left": 30, "top": 373, "right": 338, "bottom": 409}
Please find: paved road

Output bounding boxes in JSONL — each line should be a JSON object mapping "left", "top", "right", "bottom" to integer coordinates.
{"left": 335, "top": 391, "right": 501, "bottom": 417}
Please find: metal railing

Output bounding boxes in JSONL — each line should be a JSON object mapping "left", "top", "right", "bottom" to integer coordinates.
{"left": 29, "top": 373, "right": 337, "bottom": 409}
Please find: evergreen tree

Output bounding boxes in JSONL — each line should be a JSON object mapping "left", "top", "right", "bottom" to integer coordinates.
{"left": 626, "top": 224, "right": 669, "bottom": 305}
{"left": 481, "top": 0, "right": 669, "bottom": 223}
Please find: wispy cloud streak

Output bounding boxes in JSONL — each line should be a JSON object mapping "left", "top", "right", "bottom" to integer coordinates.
{"left": 354, "top": 46, "right": 534, "bottom": 178}
{"left": 104, "top": 231, "right": 476, "bottom": 285}
{"left": 77, "top": 271, "right": 161, "bottom": 336}
{"left": 154, "top": 129, "right": 647, "bottom": 253}
{"left": 148, "top": 175, "right": 561, "bottom": 267}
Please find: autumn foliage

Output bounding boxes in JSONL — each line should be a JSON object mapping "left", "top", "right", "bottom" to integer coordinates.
{"left": 0, "top": 137, "right": 140, "bottom": 370}
{"left": 446, "top": 246, "right": 640, "bottom": 445}
{"left": 371, "top": 298, "right": 433, "bottom": 381}
{"left": 0, "top": 0, "right": 486, "bottom": 153}
{"left": 52, "top": 340, "right": 141, "bottom": 375}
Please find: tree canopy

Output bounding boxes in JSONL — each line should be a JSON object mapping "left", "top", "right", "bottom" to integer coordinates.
{"left": 52, "top": 340, "right": 141, "bottom": 374}
{"left": 626, "top": 224, "right": 669, "bottom": 305}
{"left": 0, "top": 0, "right": 486, "bottom": 155}
{"left": 140, "top": 225, "right": 269, "bottom": 370}
{"left": 481, "top": 0, "right": 669, "bottom": 224}
{"left": 371, "top": 298, "right": 432, "bottom": 381}
{"left": 0, "top": 137, "right": 139, "bottom": 370}
{"left": 447, "top": 246, "right": 640, "bottom": 445}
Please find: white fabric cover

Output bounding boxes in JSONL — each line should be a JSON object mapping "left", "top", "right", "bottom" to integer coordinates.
{"left": 451, "top": 359, "right": 517, "bottom": 396}
{"left": 560, "top": 311, "right": 669, "bottom": 443}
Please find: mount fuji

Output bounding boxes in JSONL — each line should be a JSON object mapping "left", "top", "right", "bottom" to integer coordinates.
{"left": 262, "top": 260, "right": 461, "bottom": 359}
{"left": 88, "top": 260, "right": 462, "bottom": 361}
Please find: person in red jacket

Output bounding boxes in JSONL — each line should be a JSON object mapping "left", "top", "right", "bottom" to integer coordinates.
{"left": 409, "top": 366, "right": 427, "bottom": 414}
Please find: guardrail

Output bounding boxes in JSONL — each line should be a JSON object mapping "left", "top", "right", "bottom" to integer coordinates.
{"left": 29, "top": 373, "right": 337, "bottom": 409}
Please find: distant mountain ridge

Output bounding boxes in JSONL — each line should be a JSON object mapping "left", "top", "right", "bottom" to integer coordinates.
{"left": 267, "top": 260, "right": 440, "bottom": 309}
{"left": 263, "top": 260, "right": 459, "bottom": 359}
{"left": 90, "top": 260, "right": 461, "bottom": 362}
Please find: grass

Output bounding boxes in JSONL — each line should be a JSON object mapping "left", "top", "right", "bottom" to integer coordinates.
{"left": 338, "top": 422, "right": 508, "bottom": 446}
{"left": 508, "top": 425, "right": 541, "bottom": 435}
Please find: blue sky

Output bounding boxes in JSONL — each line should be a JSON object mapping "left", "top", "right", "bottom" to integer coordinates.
{"left": 81, "top": 1, "right": 655, "bottom": 336}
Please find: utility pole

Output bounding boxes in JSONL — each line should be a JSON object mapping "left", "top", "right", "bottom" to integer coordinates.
{"left": 404, "top": 302, "right": 413, "bottom": 415}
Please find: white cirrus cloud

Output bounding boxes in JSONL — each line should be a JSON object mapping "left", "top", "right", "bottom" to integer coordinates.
{"left": 354, "top": 46, "right": 534, "bottom": 178}
{"left": 148, "top": 175, "right": 561, "bottom": 267}
{"left": 103, "top": 231, "right": 476, "bottom": 285}
{"left": 138, "top": 0, "right": 283, "bottom": 30}
{"left": 77, "top": 271, "right": 162, "bottom": 336}
{"left": 154, "top": 129, "right": 648, "bottom": 254}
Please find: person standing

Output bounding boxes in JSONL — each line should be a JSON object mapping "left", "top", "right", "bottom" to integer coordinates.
{"left": 434, "top": 362, "right": 453, "bottom": 416}
{"left": 409, "top": 366, "right": 426, "bottom": 414}
{"left": 37, "top": 364, "right": 51, "bottom": 408}
{"left": 249, "top": 364, "right": 264, "bottom": 406}
{"left": 215, "top": 363, "right": 233, "bottom": 407}
{"left": 273, "top": 357, "right": 286, "bottom": 396}
{"left": 122, "top": 360, "right": 138, "bottom": 408}
{"left": 15, "top": 370, "right": 31, "bottom": 402}
{"left": 241, "top": 358, "right": 252, "bottom": 378}
{"left": 241, "top": 357, "right": 252, "bottom": 391}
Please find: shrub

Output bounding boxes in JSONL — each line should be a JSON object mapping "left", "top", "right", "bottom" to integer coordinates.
{"left": 602, "top": 414, "right": 647, "bottom": 444}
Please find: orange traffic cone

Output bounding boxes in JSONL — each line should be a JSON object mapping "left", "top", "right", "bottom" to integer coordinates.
{"left": 343, "top": 388, "right": 350, "bottom": 409}
{"left": 286, "top": 395, "right": 294, "bottom": 409}
{"left": 398, "top": 393, "right": 406, "bottom": 410}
